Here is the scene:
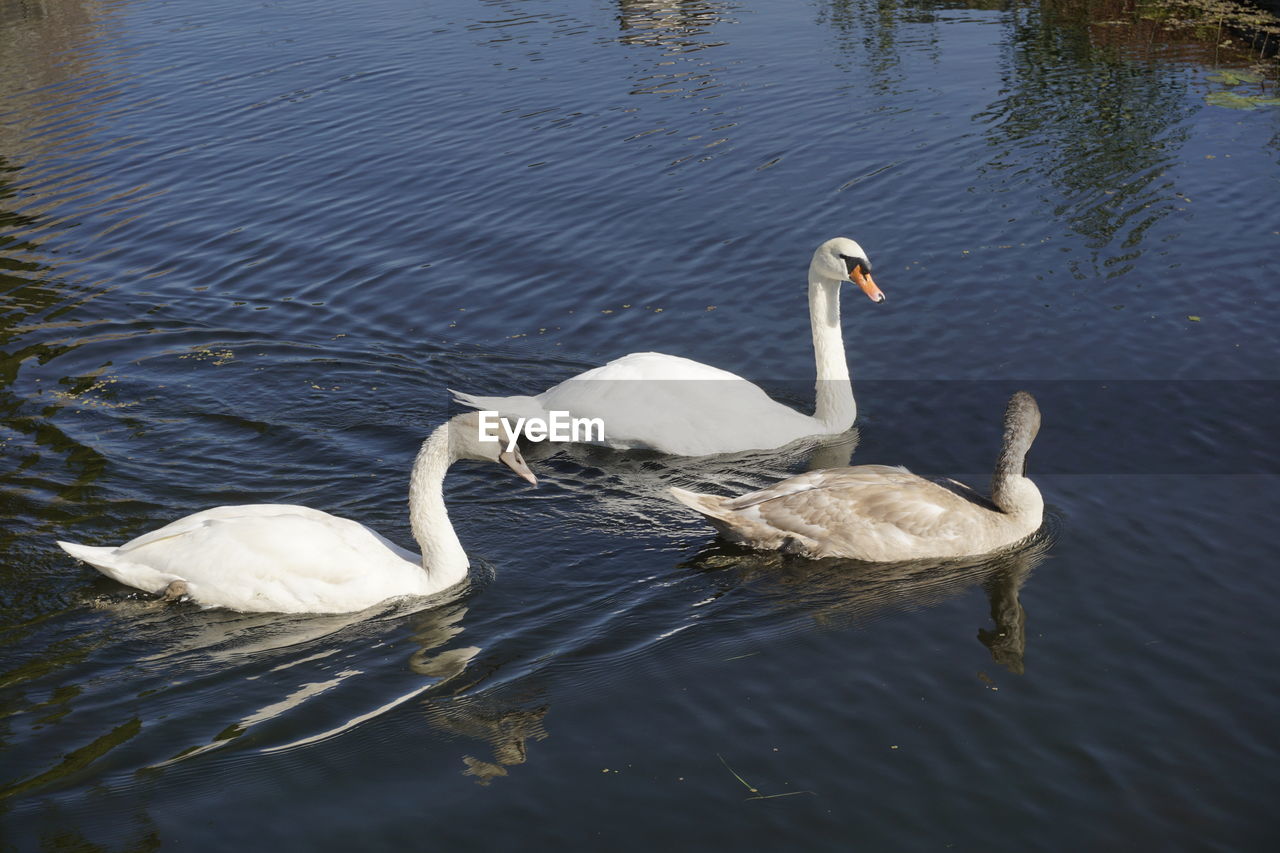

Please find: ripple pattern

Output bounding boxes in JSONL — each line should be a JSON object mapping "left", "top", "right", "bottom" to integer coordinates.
{"left": 2, "top": 0, "right": 1278, "bottom": 849}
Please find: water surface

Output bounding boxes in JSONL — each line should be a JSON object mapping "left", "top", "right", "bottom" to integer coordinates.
{"left": 2, "top": 0, "right": 1278, "bottom": 849}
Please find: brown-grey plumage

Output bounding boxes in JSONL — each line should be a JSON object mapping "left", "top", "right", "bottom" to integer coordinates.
{"left": 671, "top": 392, "right": 1044, "bottom": 561}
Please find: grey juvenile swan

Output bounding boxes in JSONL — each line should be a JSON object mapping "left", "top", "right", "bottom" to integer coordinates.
{"left": 670, "top": 392, "right": 1044, "bottom": 561}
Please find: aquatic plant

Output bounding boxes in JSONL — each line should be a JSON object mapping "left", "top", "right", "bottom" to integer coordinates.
{"left": 1203, "top": 89, "right": 1280, "bottom": 106}
{"left": 1064, "top": 0, "right": 1280, "bottom": 76}
{"left": 1052, "top": 0, "right": 1280, "bottom": 105}
{"left": 1140, "top": 0, "right": 1280, "bottom": 71}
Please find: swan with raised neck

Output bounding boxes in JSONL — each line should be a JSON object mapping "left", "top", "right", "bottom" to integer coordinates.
{"left": 670, "top": 392, "right": 1046, "bottom": 561}
{"left": 450, "top": 237, "right": 885, "bottom": 456}
{"left": 809, "top": 236, "right": 882, "bottom": 430}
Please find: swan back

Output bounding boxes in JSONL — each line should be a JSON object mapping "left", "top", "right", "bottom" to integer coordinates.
{"left": 61, "top": 505, "right": 430, "bottom": 613}
{"left": 532, "top": 353, "right": 821, "bottom": 454}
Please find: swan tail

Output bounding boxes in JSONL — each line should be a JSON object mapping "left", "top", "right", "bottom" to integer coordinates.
{"left": 57, "top": 540, "right": 179, "bottom": 594}
{"left": 57, "top": 540, "right": 119, "bottom": 565}
{"left": 448, "top": 389, "right": 547, "bottom": 421}
{"left": 669, "top": 487, "right": 734, "bottom": 521}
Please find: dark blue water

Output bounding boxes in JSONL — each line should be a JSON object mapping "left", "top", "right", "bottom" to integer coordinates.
{"left": 2, "top": 0, "right": 1278, "bottom": 849}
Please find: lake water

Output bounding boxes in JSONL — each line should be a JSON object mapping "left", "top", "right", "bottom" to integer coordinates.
{"left": 2, "top": 0, "right": 1278, "bottom": 849}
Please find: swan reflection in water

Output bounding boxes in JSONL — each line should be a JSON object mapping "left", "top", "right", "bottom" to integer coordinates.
{"left": 111, "top": 595, "right": 474, "bottom": 768}
{"left": 68, "top": 589, "right": 550, "bottom": 785}
{"left": 421, "top": 689, "right": 550, "bottom": 786}
{"left": 410, "top": 611, "right": 551, "bottom": 785}
{"left": 682, "top": 529, "right": 1054, "bottom": 675}
{"left": 415, "top": 522, "right": 1050, "bottom": 787}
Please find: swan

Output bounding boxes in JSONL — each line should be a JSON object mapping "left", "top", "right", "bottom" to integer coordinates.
{"left": 56, "top": 413, "right": 537, "bottom": 614}
{"left": 451, "top": 237, "right": 884, "bottom": 456}
{"left": 670, "top": 392, "right": 1044, "bottom": 561}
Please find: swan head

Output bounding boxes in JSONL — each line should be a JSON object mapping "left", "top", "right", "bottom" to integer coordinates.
{"left": 1003, "top": 391, "right": 1041, "bottom": 461}
{"left": 447, "top": 413, "right": 538, "bottom": 486}
{"left": 811, "top": 237, "right": 884, "bottom": 303}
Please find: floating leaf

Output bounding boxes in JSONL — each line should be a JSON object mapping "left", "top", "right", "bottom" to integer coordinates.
{"left": 1205, "top": 90, "right": 1280, "bottom": 110}
{"left": 1205, "top": 91, "right": 1259, "bottom": 110}
{"left": 1207, "top": 70, "right": 1264, "bottom": 85}
{"left": 1188, "top": 315, "right": 1202, "bottom": 322}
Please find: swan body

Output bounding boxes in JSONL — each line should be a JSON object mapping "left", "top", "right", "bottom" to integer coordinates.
{"left": 452, "top": 237, "right": 884, "bottom": 456}
{"left": 58, "top": 414, "right": 536, "bottom": 614}
{"left": 456, "top": 352, "right": 827, "bottom": 456}
{"left": 671, "top": 392, "right": 1045, "bottom": 561}
{"left": 58, "top": 506, "right": 429, "bottom": 613}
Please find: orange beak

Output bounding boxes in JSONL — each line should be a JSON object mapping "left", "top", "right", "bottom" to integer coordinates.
{"left": 851, "top": 266, "right": 885, "bottom": 303}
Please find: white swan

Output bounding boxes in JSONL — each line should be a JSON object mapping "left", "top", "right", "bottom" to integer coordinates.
{"left": 671, "top": 392, "right": 1044, "bottom": 561}
{"left": 57, "top": 413, "right": 537, "bottom": 614}
{"left": 452, "top": 237, "right": 884, "bottom": 456}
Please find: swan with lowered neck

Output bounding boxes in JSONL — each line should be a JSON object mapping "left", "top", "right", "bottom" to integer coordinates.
{"left": 451, "top": 237, "right": 884, "bottom": 456}
{"left": 670, "top": 392, "right": 1045, "bottom": 561}
{"left": 56, "top": 413, "right": 537, "bottom": 614}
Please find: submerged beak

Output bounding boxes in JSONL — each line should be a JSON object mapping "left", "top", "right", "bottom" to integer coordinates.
{"left": 851, "top": 266, "right": 885, "bottom": 303}
{"left": 500, "top": 450, "right": 538, "bottom": 486}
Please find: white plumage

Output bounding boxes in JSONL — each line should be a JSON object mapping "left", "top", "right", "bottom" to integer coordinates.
{"left": 58, "top": 414, "right": 536, "bottom": 614}
{"left": 452, "top": 237, "right": 884, "bottom": 456}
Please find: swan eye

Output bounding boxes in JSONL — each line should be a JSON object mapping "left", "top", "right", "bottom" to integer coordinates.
{"left": 839, "top": 254, "right": 870, "bottom": 277}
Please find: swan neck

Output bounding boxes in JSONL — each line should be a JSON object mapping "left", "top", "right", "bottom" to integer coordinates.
{"left": 407, "top": 423, "right": 469, "bottom": 589}
{"left": 990, "top": 437, "right": 1041, "bottom": 517}
{"left": 809, "top": 273, "right": 855, "bottom": 429}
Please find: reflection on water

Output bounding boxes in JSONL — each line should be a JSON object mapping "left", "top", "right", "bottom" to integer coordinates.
{"left": 0, "top": 0, "right": 146, "bottom": 618}
{"left": 1051, "top": 0, "right": 1279, "bottom": 68}
{"left": 1, "top": 593, "right": 483, "bottom": 792}
{"left": 978, "top": 2, "right": 1193, "bottom": 278}
{"left": 0, "top": 191, "right": 111, "bottom": 620}
{"left": 977, "top": 547, "right": 1032, "bottom": 674}
{"left": 684, "top": 529, "right": 1051, "bottom": 674}
{"left": 817, "top": 0, "right": 948, "bottom": 80}
{"left": 0, "top": 0, "right": 142, "bottom": 258}
{"left": 0, "top": 582, "right": 555, "bottom": 797}
{"left": 424, "top": 689, "right": 550, "bottom": 785}
{"left": 818, "top": 0, "right": 1279, "bottom": 72}
{"left": 1, "top": 0, "right": 1276, "bottom": 845}
{"left": 616, "top": 0, "right": 737, "bottom": 51}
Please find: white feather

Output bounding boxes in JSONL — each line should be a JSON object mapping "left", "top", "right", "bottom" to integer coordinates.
{"left": 452, "top": 238, "right": 884, "bottom": 455}
{"left": 58, "top": 414, "right": 532, "bottom": 614}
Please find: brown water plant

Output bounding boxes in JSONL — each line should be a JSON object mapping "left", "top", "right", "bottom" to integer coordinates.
{"left": 1085, "top": 0, "right": 1280, "bottom": 74}
{"left": 1002, "top": 0, "right": 1280, "bottom": 79}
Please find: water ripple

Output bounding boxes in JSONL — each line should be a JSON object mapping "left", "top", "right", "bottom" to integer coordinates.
{"left": 2, "top": 0, "right": 1278, "bottom": 846}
